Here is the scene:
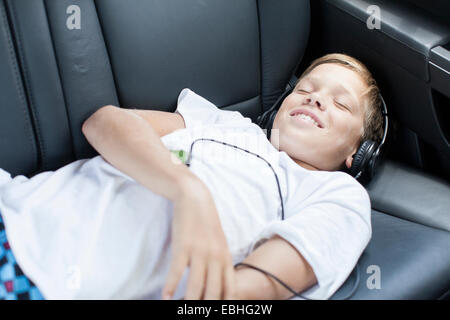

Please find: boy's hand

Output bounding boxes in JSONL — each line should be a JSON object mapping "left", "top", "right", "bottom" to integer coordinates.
{"left": 162, "top": 176, "right": 236, "bottom": 300}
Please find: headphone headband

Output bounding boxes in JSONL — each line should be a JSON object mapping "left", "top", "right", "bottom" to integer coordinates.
{"left": 257, "top": 75, "right": 298, "bottom": 139}
{"left": 377, "top": 94, "right": 389, "bottom": 155}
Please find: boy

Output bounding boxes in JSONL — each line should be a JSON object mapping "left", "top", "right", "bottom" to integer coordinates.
{"left": 0, "top": 53, "right": 383, "bottom": 300}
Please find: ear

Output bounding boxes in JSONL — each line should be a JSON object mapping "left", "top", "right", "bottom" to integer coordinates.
{"left": 345, "top": 154, "right": 354, "bottom": 169}
{"left": 345, "top": 145, "right": 359, "bottom": 169}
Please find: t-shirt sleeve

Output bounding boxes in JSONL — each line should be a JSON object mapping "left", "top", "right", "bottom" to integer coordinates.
{"left": 0, "top": 168, "right": 12, "bottom": 188}
{"left": 175, "top": 88, "right": 251, "bottom": 128}
{"left": 248, "top": 173, "right": 372, "bottom": 300}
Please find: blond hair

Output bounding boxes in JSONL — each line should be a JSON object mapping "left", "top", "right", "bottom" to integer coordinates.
{"left": 297, "top": 53, "right": 384, "bottom": 144}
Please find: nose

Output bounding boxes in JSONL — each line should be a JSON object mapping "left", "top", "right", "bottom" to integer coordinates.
{"left": 305, "top": 94, "right": 323, "bottom": 110}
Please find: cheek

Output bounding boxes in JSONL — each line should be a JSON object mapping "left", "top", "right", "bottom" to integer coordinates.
{"left": 279, "top": 94, "right": 300, "bottom": 112}
{"left": 333, "top": 118, "right": 363, "bottom": 152}
{"left": 273, "top": 103, "right": 291, "bottom": 130}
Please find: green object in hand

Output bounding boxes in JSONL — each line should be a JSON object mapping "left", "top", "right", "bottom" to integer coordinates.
{"left": 170, "top": 149, "right": 188, "bottom": 164}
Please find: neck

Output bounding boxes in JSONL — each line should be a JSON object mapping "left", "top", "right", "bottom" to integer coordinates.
{"left": 269, "top": 134, "right": 320, "bottom": 171}
{"left": 291, "top": 157, "right": 320, "bottom": 171}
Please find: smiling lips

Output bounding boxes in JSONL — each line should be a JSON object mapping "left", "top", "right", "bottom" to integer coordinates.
{"left": 289, "top": 109, "right": 324, "bottom": 128}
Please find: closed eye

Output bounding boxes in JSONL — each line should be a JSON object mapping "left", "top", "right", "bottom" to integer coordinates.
{"left": 296, "top": 89, "right": 309, "bottom": 94}
{"left": 335, "top": 101, "right": 351, "bottom": 112}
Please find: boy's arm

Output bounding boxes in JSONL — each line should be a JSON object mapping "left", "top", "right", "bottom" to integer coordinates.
{"left": 128, "top": 109, "right": 187, "bottom": 138}
{"left": 82, "top": 105, "right": 235, "bottom": 299}
{"left": 82, "top": 105, "right": 188, "bottom": 200}
{"left": 235, "top": 235, "right": 317, "bottom": 300}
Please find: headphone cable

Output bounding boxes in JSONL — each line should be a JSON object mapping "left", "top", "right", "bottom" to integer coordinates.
{"left": 185, "top": 137, "right": 361, "bottom": 300}
{"left": 234, "top": 262, "right": 360, "bottom": 300}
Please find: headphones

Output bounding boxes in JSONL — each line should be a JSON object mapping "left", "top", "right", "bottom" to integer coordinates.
{"left": 257, "top": 75, "right": 389, "bottom": 182}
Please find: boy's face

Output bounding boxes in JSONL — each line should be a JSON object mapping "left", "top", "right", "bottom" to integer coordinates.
{"left": 271, "top": 63, "right": 367, "bottom": 171}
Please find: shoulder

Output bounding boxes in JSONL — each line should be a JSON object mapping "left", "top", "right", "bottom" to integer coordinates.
{"left": 314, "top": 170, "right": 370, "bottom": 203}
{"left": 176, "top": 88, "right": 253, "bottom": 128}
{"left": 285, "top": 164, "right": 371, "bottom": 211}
{"left": 290, "top": 170, "right": 372, "bottom": 235}
{"left": 0, "top": 168, "right": 12, "bottom": 187}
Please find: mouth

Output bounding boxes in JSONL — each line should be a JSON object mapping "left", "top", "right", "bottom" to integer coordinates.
{"left": 289, "top": 109, "right": 324, "bottom": 129}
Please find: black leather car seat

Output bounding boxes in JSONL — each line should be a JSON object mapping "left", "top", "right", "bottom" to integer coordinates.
{"left": 0, "top": 0, "right": 448, "bottom": 299}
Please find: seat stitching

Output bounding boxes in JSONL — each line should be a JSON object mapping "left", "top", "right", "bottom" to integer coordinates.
{"left": 0, "top": 2, "right": 38, "bottom": 169}
{"left": 42, "top": 0, "right": 76, "bottom": 163}
{"left": 9, "top": 0, "right": 46, "bottom": 169}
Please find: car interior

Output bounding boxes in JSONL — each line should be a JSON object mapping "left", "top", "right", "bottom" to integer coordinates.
{"left": 0, "top": 0, "right": 449, "bottom": 299}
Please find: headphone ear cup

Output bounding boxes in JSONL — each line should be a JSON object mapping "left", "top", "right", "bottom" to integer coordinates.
{"left": 350, "top": 140, "right": 376, "bottom": 178}
{"left": 367, "top": 143, "right": 381, "bottom": 179}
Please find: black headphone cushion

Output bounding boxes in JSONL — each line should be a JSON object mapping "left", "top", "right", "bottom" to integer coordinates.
{"left": 350, "top": 140, "right": 376, "bottom": 178}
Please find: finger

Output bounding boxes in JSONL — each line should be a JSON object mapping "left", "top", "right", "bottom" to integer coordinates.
{"left": 223, "top": 262, "right": 236, "bottom": 300}
{"left": 203, "top": 259, "right": 222, "bottom": 300}
{"left": 184, "top": 253, "right": 207, "bottom": 300}
{"left": 162, "top": 252, "right": 189, "bottom": 300}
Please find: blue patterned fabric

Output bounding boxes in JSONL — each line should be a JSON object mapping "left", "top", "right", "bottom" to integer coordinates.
{"left": 0, "top": 212, "right": 44, "bottom": 300}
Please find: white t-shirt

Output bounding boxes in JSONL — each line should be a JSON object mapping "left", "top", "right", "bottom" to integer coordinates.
{"left": 0, "top": 88, "right": 371, "bottom": 300}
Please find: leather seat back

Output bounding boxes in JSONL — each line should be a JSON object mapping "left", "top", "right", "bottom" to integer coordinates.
{"left": 2, "top": 0, "right": 310, "bottom": 175}
{"left": 0, "top": 1, "right": 38, "bottom": 176}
